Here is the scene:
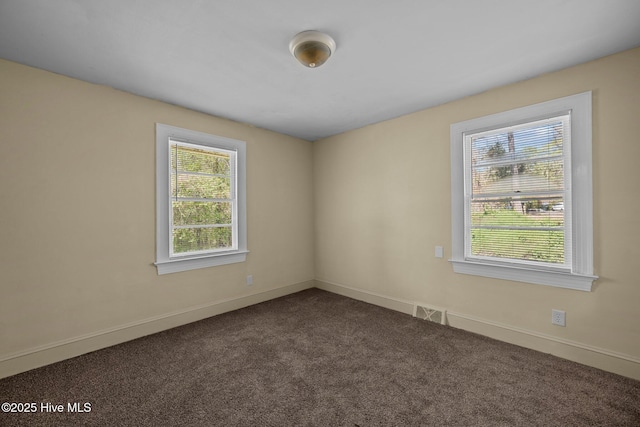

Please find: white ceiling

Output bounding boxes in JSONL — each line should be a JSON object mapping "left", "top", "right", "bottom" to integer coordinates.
{"left": 1, "top": 1, "right": 639, "bottom": 141}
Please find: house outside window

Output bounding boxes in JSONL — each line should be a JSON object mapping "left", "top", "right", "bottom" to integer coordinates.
{"left": 450, "top": 92, "right": 597, "bottom": 291}
{"left": 155, "top": 124, "right": 247, "bottom": 274}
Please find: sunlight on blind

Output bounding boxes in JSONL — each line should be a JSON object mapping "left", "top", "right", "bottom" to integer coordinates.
{"left": 467, "top": 115, "right": 570, "bottom": 265}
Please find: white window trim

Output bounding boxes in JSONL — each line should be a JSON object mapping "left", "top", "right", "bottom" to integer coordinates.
{"left": 450, "top": 92, "right": 597, "bottom": 291}
{"left": 155, "top": 124, "right": 248, "bottom": 274}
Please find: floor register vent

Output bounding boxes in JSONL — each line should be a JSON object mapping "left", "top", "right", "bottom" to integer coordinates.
{"left": 413, "top": 303, "right": 447, "bottom": 325}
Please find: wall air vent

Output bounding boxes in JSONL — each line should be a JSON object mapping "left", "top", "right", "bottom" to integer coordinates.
{"left": 413, "top": 303, "right": 447, "bottom": 325}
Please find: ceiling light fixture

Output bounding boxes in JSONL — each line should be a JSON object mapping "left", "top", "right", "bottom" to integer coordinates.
{"left": 289, "top": 30, "right": 336, "bottom": 68}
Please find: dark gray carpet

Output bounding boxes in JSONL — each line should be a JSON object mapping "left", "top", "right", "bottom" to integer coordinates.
{"left": 1, "top": 288, "right": 639, "bottom": 426}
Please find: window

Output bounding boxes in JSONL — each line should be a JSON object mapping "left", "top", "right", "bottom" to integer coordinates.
{"left": 450, "top": 92, "right": 597, "bottom": 291}
{"left": 155, "top": 124, "right": 247, "bottom": 274}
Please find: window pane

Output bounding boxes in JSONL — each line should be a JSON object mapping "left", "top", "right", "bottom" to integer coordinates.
{"left": 171, "top": 174, "right": 231, "bottom": 199}
{"left": 169, "top": 142, "right": 236, "bottom": 256}
{"left": 471, "top": 200, "right": 564, "bottom": 226}
{"left": 468, "top": 115, "right": 567, "bottom": 266}
{"left": 173, "top": 201, "right": 232, "bottom": 226}
{"left": 173, "top": 226, "right": 232, "bottom": 254}
{"left": 472, "top": 159, "right": 563, "bottom": 198}
{"left": 472, "top": 120, "right": 563, "bottom": 165}
{"left": 171, "top": 144, "right": 230, "bottom": 175}
{"left": 471, "top": 227, "right": 564, "bottom": 264}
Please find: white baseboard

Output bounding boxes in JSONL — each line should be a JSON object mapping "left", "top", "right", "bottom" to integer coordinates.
{"left": 315, "top": 280, "right": 640, "bottom": 381}
{"left": 445, "top": 311, "right": 640, "bottom": 380}
{"left": 314, "top": 280, "right": 415, "bottom": 315}
{"left": 4, "top": 279, "right": 638, "bottom": 382}
{"left": 0, "top": 280, "right": 314, "bottom": 379}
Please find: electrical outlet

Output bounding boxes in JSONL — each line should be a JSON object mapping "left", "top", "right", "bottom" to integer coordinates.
{"left": 246, "top": 275, "right": 253, "bottom": 286}
{"left": 551, "top": 309, "right": 566, "bottom": 327}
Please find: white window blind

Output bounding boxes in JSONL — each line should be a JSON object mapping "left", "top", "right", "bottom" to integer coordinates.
{"left": 465, "top": 115, "right": 571, "bottom": 268}
{"left": 169, "top": 140, "right": 238, "bottom": 256}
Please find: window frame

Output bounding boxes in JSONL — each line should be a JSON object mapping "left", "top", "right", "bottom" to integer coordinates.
{"left": 450, "top": 92, "right": 597, "bottom": 291}
{"left": 155, "top": 123, "right": 247, "bottom": 275}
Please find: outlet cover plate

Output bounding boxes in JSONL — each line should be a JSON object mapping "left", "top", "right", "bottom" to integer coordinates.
{"left": 552, "top": 309, "right": 566, "bottom": 326}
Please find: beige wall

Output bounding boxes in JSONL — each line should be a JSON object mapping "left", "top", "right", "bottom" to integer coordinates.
{"left": 314, "top": 47, "right": 640, "bottom": 378}
{"left": 2, "top": 47, "right": 639, "bottom": 380}
{"left": 0, "top": 59, "right": 314, "bottom": 374}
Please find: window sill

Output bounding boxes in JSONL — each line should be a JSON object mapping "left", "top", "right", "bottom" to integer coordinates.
{"left": 450, "top": 259, "right": 597, "bottom": 291}
{"left": 155, "top": 250, "right": 249, "bottom": 275}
